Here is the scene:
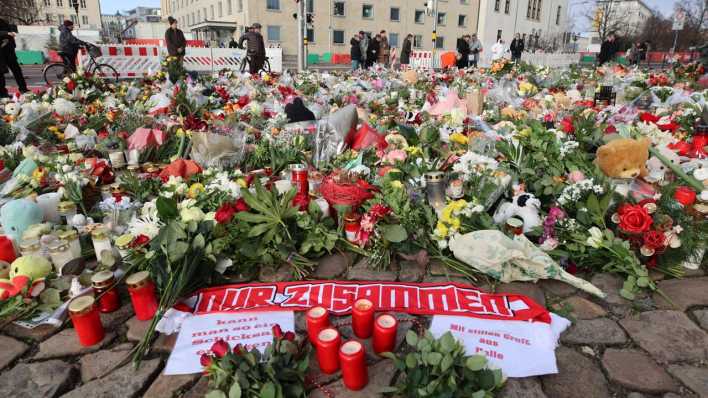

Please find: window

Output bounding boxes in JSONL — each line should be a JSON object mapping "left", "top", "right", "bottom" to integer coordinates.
{"left": 43, "top": 0, "right": 50, "bottom": 6}
{"left": 81, "top": 15, "right": 88, "bottom": 24}
{"left": 70, "top": 14, "right": 77, "bottom": 23}
{"left": 266, "top": 0, "right": 280, "bottom": 11}
{"left": 56, "top": 0, "right": 62, "bottom": 7}
{"left": 530, "top": 0, "right": 537, "bottom": 19}
{"left": 197, "top": 9, "right": 201, "bottom": 21}
{"left": 556, "top": 5, "right": 561, "bottom": 25}
{"left": 333, "top": 30, "right": 345, "bottom": 44}
{"left": 307, "top": 0, "right": 314, "bottom": 13}
{"left": 306, "top": 28, "right": 315, "bottom": 42}
{"left": 527, "top": 1, "right": 531, "bottom": 17}
{"left": 435, "top": 36, "right": 444, "bottom": 49}
{"left": 46, "top": 13, "right": 53, "bottom": 22}
{"left": 333, "top": 1, "right": 345, "bottom": 16}
{"left": 58, "top": 13, "right": 65, "bottom": 22}
{"left": 203, "top": 7, "right": 207, "bottom": 20}
{"left": 504, "top": 0, "right": 510, "bottom": 14}
{"left": 362, "top": 4, "right": 373, "bottom": 19}
{"left": 536, "top": 0, "right": 541, "bottom": 19}
{"left": 437, "top": 12, "right": 446, "bottom": 25}
{"left": 497, "top": 29, "right": 502, "bottom": 40}
{"left": 227, "top": 0, "right": 232, "bottom": 14}
{"left": 458, "top": 14, "right": 467, "bottom": 27}
{"left": 267, "top": 25, "right": 281, "bottom": 41}
{"left": 389, "top": 33, "right": 399, "bottom": 47}
{"left": 191, "top": 12, "right": 195, "bottom": 24}
{"left": 80, "top": 0, "right": 86, "bottom": 8}
{"left": 494, "top": 0, "right": 500, "bottom": 12}
{"left": 460, "top": 0, "right": 469, "bottom": 3}
{"left": 238, "top": 0, "right": 243, "bottom": 12}
{"left": 390, "top": 7, "right": 400, "bottom": 21}
{"left": 218, "top": 2, "right": 222, "bottom": 17}
{"left": 413, "top": 34, "right": 423, "bottom": 48}
{"left": 414, "top": 10, "right": 425, "bottom": 23}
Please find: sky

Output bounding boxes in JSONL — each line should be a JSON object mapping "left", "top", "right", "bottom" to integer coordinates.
{"left": 568, "top": 0, "right": 680, "bottom": 33}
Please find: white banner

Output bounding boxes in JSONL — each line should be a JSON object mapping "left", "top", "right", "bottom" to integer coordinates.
{"left": 164, "top": 311, "right": 295, "bottom": 375}
{"left": 430, "top": 313, "right": 570, "bottom": 378}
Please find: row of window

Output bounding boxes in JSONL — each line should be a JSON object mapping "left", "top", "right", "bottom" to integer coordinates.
{"left": 46, "top": 13, "right": 89, "bottom": 24}
{"left": 264, "top": 27, "right": 440, "bottom": 50}
{"left": 493, "top": 0, "right": 563, "bottom": 25}
{"left": 43, "top": 0, "right": 87, "bottom": 9}
{"left": 172, "top": 0, "right": 243, "bottom": 15}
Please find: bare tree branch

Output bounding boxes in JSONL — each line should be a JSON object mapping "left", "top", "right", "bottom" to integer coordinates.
{"left": 0, "top": 0, "right": 43, "bottom": 25}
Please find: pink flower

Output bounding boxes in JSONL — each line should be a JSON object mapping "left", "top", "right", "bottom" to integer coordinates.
{"left": 384, "top": 149, "right": 407, "bottom": 164}
{"left": 567, "top": 170, "right": 586, "bottom": 183}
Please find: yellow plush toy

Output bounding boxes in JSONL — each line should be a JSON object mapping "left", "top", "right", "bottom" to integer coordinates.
{"left": 595, "top": 137, "right": 650, "bottom": 179}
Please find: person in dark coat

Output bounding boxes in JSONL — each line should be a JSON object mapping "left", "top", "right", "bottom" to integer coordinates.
{"left": 510, "top": 33, "right": 524, "bottom": 63}
{"left": 638, "top": 41, "right": 648, "bottom": 64}
{"left": 238, "top": 23, "right": 266, "bottom": 74}
{"left": 228, "top": 38, "right": 238, "bottom": 48}
{"left": 59, "top": 20, "right": 85, "bottom": 71}
{"left": 165, "top": 16, "right": 186, "bottom": 60}
{"left": 456, "top": 35, "right": 470, "bottom": 68}
{"left": 350, "top": 32, "right": 362, "bottom": 70}
{"left": 0, "top": 29, "right": 18, "bottom": 98}
{"left": 598, "top": 33, "right": 618, "bottom": 66}
{"left": 366, "top": 34, "right": 379, "bottom": 68}
{"left": 400, "top": 34, "right": 412, "bottom": 67}
{"left": 0, "top": 19, "right": 26, "bottom": 95}
{"left": 284, "top": 97, "right": 316, "bottom": 123}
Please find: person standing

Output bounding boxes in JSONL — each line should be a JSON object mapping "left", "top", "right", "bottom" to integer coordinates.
{"left": 164, "top": 16, "right": 186, "bottom": 61}
{"left": 359, "top": 31, "right": 369, "bottom": 68}
{"left": 469, "top": 33, "right": 482, "bottom": 67}
{"left": 456, "top": 35, "right": 470, "bottom": 68}
{"left": 239, "top": 23, "right": 266, "bottom": 74}
{"left": 367, "top": 33, "right": 379, "bottom": 68}
{"left": 350, "top": 32, "right": 362, "bottom": 70}
{"left": 0, "top": 20, "right": 27, "bottom": 95}
{"left": 59, "top": 20, "right": 85, "bottom": 71}
{"left": 400, "top": 33, "right": 412, "bottom": 68}
{"left": 0, "top": 29, "right": 18, "bottom": 98}
{"left": 638, "top": 41, "right": 648, "bottom": 64}
{"left": 491, "top": 39, "right": 506, "bottom": 61}
{"left": 510, "top": 33, "right": 524, "bottom": 63}
{"left": 627, "top": 42, "right": 640, "bottom": 66}
{"left": 377, "top": 30, "right": 390, "bottom": 67}
{"left": 598, "top": 33, "right": 618, "bottom": 66}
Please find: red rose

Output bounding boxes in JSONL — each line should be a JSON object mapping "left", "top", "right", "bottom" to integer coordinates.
{"left": 66, "top": 80, "right": 76, "bottom": 91}
{"left": 234, "top": 198, "right": 249, "bottom": 212}
{"left": 560, "top": 117, "right": 574, "bottom": 133}
{"left": 130, "top": 234, "right": 150, "bottom": 248}
{"left": 604, "top": 124, "right": 617, "bottom": 134}
{"left": 237, "top": 95, "right": 250, "bottom": 107}
{"left": 200, "top": 353, "right": 212, "bottom": 367}
{"left": 210, "top": 339, "right": 230, "bottom": 358}
{"left": 674, "top": 186, "right": 697, "bottom": 206}
{"left": 283, "top": 331, "right": 296, "bottom": 342}
{"left": 272, "top": 324, "right": 283, "bottom": 339}
{"left": 233, "top": 343, "right": 244, "bottom": 355}
{"left": 618, "top": 204, "right": 653, "bottom": 234}
{"left": 215, "top": 203, "right": 237, "bottom": 224}
{"left": 639, "top": 112, "right": 660, "bottom": 123}
{"left": 643, "top": 230, "right": 667, "bottom": 250}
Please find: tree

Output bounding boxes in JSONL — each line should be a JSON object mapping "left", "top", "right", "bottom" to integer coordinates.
{"left": 585, "top": 0, "right": 646, "bottom": 42}
{"left": 0, "top": 0, "right": 43, "bottom": 25}
{"left": 674, "top": 0, "right": 708, "bottom": 49}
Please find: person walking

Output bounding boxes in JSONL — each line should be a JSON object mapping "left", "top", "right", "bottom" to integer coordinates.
{"left": 377, "top": 30, "right": 390, "bottom": 67}
{"left": 598, "top": 33, "right": 618, "bottom": 66}
{"left": 228, "top": 37, "right": 238, "bottom": 48}
{"left": 456, "top": 35, "right": 470, "bottom": 68}
{"left": 359, "top": 31, "right": 369, "bottom": 68}
{"left": 59, "top": 20, "right": 86, "bottom": 71}
{"left": 469, "top": 33, "right": 482, "bottom": 67}
{"left": 238, "top": 23, "right": 265, "bottom": 74}
{"left": 0, "top": 20, "right": 27, "bottom": 95}
{"left": 491, "top": 39, "right": 506, "bottom": 61}
{"left": 400, "top": 33, "right": 412, "bottom": 68}
{"left": 164, "top": 16, "right": 186, "bottom": 61}
{"left": 367, "top": 33, "right": 379, "bottom": 68}
{"left": 0, "top": 29, "right": 18, "bottom": 98}
{"left": 627, "top": 42, "right": 640, "bottom": 66}
{"left": 510, "top": 33, "right": 524, "bottom": 63}
{"left": 638, "top": 41, "right": 648, "bottom": 64}
{"left": 350, "top": 32, "right": 362, "bottom": 70}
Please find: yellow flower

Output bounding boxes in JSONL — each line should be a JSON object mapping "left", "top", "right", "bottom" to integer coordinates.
{"left": 450, "top": 218, "right": 461, "bottom": 230}
{"left": 32, "top": 168, "right": 45, "bottom": 181}
{"left": 236, "top": 178, "right": 248, "bottom": 188}
{"left": 406, "top": 146, "right": 423, "bottom": 156}
{"left": 449, "top": 132, "right": 469, "bottom": 146}
{"left": 187, "top": 183, "right": 205, "bottom": 199}
{"left": 435, "top": 222, "right": 449, "bottom": 238}
{"left": 517, "top": 127, "right": 532, "bottom": 137}
{"left": 390, "top": 181, "right": 404, "bottom": 189}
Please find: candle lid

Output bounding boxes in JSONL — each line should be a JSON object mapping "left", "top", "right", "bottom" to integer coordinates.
{"left": 91, "top": 270, "right": 115, "bottom": 288}
{"left": 91, "top": 227, "right": 109, "bottom": 239}
{"left": 354, "top": 299, "right": 373, "bottom": 311}
{"left": 340, "top": 341, "right": 363, "bottom": 355}
{"left": 308, "top": 306, "right": 327, "bottom": 319}
{"left": 19, "top": 238, "right": 41, "bottom": 251}
{"left": 506, "top": 218, "right": 523, "bottom": 228}
{"left": 114, "top": 234, "right": 134, "bottom": 249}
{"left": 57, "top": 229, "right": 79, "bottom": 241}
{"left": 377, "top": 314, "right": 397, "bottom": 329}
{"left": 290, "top": 163, "right": 307, "bottom": 172}
{"left": 425, "top": 171, "right": 445, "bottom": 182}
{"left": 317, "top": 328, "right": 339, "bottom": 343}
{"left": 126, "top": 270, "right": 151, "bottom": 288}
{"left": 127, "top": 165, "right": 140, "bottom": 172}
{"left": 69, "top": 296, "right": 96, "bottom": 315}
{"left": 58, "top": 201, "right": 77, "bottom": 212}
{"left": 100, "top": 185, "right": 113, "bottom": 193}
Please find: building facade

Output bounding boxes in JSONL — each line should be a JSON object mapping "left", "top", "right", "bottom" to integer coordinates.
{"left": 596, "top": 0, "right": 652, "bottom": 38}
{"left": 37, "top": 0, "right": 102, "bottom": 30}
{"left": 160, "top": 0, "right": 482, "bottom": 55}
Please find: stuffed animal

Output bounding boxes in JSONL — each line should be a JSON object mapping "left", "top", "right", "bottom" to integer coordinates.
{"left": 0, "top": 199, "right": 44, "bottom": 242}
{"left": 595, "top": 137, "right": 650, "bottom": 179}
{"left": 645, "top": 146, "right": 682, "bottom": 184}
{"left": 493, "top": 192, "right": 542, "bottom": 233}
{"left": 0, "top": 255, "right": 51, "bottom": 300}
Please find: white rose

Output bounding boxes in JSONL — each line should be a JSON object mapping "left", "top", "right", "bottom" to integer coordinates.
{"left": 586, "top": 227, "right": 604, "bottom": 249}
{"left": 180, "top": 207, "right": 205, "bottom": 223}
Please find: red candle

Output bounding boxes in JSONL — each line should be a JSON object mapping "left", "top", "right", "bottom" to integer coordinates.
{"left": 352, "top": 299, "right": 374, "bottom": 339}
{"left": 674, "top": 186, "right": 697, "bottom": 206}
{"left": 315, "top": 328, "right": 341, "bottom": 374}
{"left": 339, "top": 341, "right": 368, "bottom": 391}
{"left": 69, "top": 296, "right": 105, "bottom": 346}
{"left": 291, "top": 164, "right": 309, "bottom": 195}
{"left": 126, "top": 271, "right": 159, "bottom": 321}
{"left": 91, "top": 271, "right": 120, "bottom": 313}
{"left": 307, "top": 306, "right": 330, "bottom": 343}
{"left": 372, "top": 314, "right": 398, "bottom": 354}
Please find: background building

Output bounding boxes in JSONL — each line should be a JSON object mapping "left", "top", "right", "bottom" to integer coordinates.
{"left": 37, "top": 0, "right": 102, "bottom": 29}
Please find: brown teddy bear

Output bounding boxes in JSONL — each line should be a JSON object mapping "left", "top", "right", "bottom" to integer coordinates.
{"left": 595, "top": 137, "right": 650, "bottom": 179}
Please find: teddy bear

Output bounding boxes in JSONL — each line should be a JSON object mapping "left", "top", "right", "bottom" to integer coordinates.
{"left": 0, "top": 199, "right": 44, "bottom": 242}
{"left": 493, "top": 192, "right": 542, "bottom": 233}
{"left": 595, "top": 137, "right": 651, "bottom": 179}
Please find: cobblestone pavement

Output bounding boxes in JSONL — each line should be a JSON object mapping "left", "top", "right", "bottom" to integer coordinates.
{"left": 1, "top": 254, "right": 706, "bottom": 398}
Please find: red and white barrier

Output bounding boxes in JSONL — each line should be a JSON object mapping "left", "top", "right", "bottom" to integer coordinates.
{"left": 79, "top": 45, "right": 162, "bottom": 77}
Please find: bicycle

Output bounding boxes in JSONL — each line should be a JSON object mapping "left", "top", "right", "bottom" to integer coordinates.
{"left": 239, "top": 54, "right": 272, "bottom": 74}
{"left": 43, "top": 44, "right": 119, "bottom": 86}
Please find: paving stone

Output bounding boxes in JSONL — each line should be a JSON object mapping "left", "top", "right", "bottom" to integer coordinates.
{"left": 144, "top": 372, "right": 200, "bottom": 398}
{"left": 601, "top": 348, "right": 678, "bottom": 394}
{"left": 560, "top": 318, "right": 627, "bottom": 345}
{"left": 0, "top": 359, "right": 75, "bottom": 397}
{"left": 626, "top": 393, "right": 646, "bottom": 398}
{"left": 693, "top": 309, "right": 708, "bottom": 331}
{"left": 496, "top": 282, "right": 546, "bottom": 307}
{"left": 338, "top": 313, "right": 414, "bottom": 363}
{"left": 683, "top": 266, "right": 706, "bottom": 277}
{"left": 428, "top": 259, "right": 466, "bottom": 277}
{"left": 126, "top": 316, "right": 153, "bottom": 342}
{"left": 258, "top": 264, "right": 292, "bottom": 282}
{"left": 0, "top": 334, "right": 29, "bottom": 370}
{"left": 295, "top": 311, "right": 307, "bottom": 332}
{"left": 79, "top": 343, "right": 133, "bottom": 382}
{"left": 306, "top": 352, "right": 343, "bottom": 386}
{"left": 422, "top": 275, "right": 479, "bottom": 286}
{"left": 2, "top": 322, "right": 59, "bottom": 341}
{"left": 34, "top": 329, "right": 116, "bottom": 360}
{"left": 538, "top": 279, "right": 578, "bottom": 298}
{"left": 314, "top": 252, "right": 352, "bottom": 279}
{"left": 619, "top": 310, "right": 708, "bottom": 363}
{"left": 556, "top": 296, "right": 607, "bottom": 319}
{"left": 397, "top": 260, "right": 427, "bottom": 282}
{"left": 309, "top": 359, "right": 396, "bottom": 398}
{"left": 662, "top": 394, "right": 682, "bottom": 398}
{"left": 153, "top": 333, "right": 177, "bottom": 354}
{"left": 346, "top": 258, "right": 397, "bottom": 281}
{"left": 590, "top": 273, "right": 630, "bottom": 306}
{"left": 182, "top": 377, "right": 209, "bottom": 398}
{"left": 499, "top": 377, "right": 547, "bottom": 398}
{"left": 541, "top": 346, "right": 610, "bottom": 398}
{"left": 62, "top": 358, "right": 162, "bottom": 398}
{"left": 667, "top": 365, "right": 708, "bottom": 397}
{"left": 654, "top": 277, "right": 708, "bottom": 311}
{"left": 100, "top": 303, "right": 135, "bottom": 329}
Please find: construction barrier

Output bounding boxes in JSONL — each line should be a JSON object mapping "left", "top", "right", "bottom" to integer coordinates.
{"left": 16, "top": 50, "right": 44, "bottom": 65}
{"left": 182, "top": 47, "right": 283, "bottom": 73}
{"left": 123, "top": 38, "right": 206, "bottom": 47}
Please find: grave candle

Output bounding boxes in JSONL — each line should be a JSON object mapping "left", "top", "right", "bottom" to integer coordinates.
{"left": 352, "top": 298, "right": 374, "bottom": 339}
{"left": 372, "top": 314, "right": 398, "bottom": 354}
{"left": 315, "top": 328, "right": 341, "bottom": 374}
{"left": 306, "top": 306, "right": 330, "bottom": 343}
{"left": 339, "top": 341, "right": 368, "bottom": 391}
{"left": 68, "top": 296, "right": 105, "bottom": 346}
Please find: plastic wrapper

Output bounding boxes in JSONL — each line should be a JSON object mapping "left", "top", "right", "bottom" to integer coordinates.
{"left": 312, "top": 104, "right": 358, "bottom": 167}
{"left": 190, "top": 123, "right": 248, "bottom": 169}
{"left": 487, "top": 77, "right": 522, "bottom": 108}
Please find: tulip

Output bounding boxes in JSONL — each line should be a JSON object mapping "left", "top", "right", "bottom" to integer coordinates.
{"left": 272, "top": 324, "right": 284, "bottom": 339}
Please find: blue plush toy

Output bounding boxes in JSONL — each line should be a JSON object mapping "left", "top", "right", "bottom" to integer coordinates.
{"left": 1, "top": 199, "right": 44, "bottom": 242}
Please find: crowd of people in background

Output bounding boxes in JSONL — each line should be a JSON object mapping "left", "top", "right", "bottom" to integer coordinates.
{"left": 350, "top": 30, "right": 395, "bottom": 70}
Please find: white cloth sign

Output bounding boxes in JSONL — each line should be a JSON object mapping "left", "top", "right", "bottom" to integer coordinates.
{"left": 164, "top": 311, "right": 295, "bottom": 375}
{"left": 430, "top": 313, "right": 570, "bottom": 377}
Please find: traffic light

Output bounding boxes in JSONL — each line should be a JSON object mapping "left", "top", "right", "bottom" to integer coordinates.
{"left": 306, "top": 13, "right": 313, "bottom": 25}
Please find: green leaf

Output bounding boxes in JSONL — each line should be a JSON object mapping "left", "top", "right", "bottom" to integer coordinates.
{"left": 426, "top": 352, "right": 442, "bottom": 366}
{"left": 260, "top": 381, "right": 276, "bottom": 398}
{"left": 471, "top": 390, "right": 486, "bottom": 398}
{"left": 381, "top": 224, "right": 408, "bottom": 243}
{"left": 205, "top": 391, "right": 227, "bottom": 398}
{"left": 234, "top": 212, "right": 273, "bottom": 223}
{"left": 167, "top": 241, "right": 189, "bottom": 262}
{"left": 39, "top": 288, "right": 62, "bottom": 306}
{"left": 192, "top": 233, "right": 206, "bottom": 250}
{"left": 379, "top": 351, "right": 398, "bottom": 361}
{"left": 465, "top": 355, "right": 487, "bottom": 371}
{"left": 248, "top": 223, "right": 273, "bottom": 237}
{"left": 228, "top": 382, "right": 242, "bottom": 398}
{"left": 156, "top": 196, "right": 179, "bottom": 220}
{"left": 440, "top": 354, "right": 454, "bottom": 372}
{"left": 405, "top": 330, "right": 418, "bottom": 347}
{"left": 439, "top": 332, "right": 456, "bottom": 353}
{"left": 636, "top": 276, "right": 650, "bottom": 288}
{"left": 405, "top": 353, "right": 418, "bottom": 368}
{"left": 586, "top": 194, "right": 601, "bottom": 216}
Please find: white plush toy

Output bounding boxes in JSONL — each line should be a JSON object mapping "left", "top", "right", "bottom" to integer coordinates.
{"left": 493, "top": 192, "right": 542, "bottom": 233}
{"left": 645, "top": 146, "right": 682, "bottom": 184}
